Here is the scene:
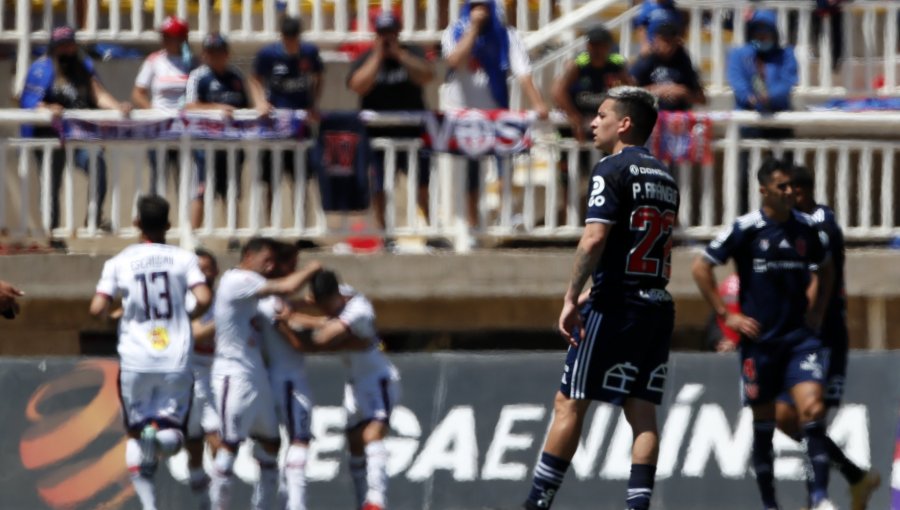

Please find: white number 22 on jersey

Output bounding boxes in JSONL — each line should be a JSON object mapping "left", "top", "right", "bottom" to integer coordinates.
{"left": 588, "top": 176, "right": 606, "bottom": 208}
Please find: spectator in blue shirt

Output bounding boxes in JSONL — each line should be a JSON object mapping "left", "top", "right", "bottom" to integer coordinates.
{"left": 185, "top": 33, "right": 252, "bottom": 229}
{"left": 633, "top": 0, "right": 684, "bottom": 55}
{"left": 630, "top": 10, "right": 705, "bottom": 111}
{"left": 249, "top": 16, "right": 324, "bottom": 217}
{"left": 727, "top": 10, "right": 798, "bottom": 212}
{"left": 19, "top": 25, "right": 131, "bottom": 234}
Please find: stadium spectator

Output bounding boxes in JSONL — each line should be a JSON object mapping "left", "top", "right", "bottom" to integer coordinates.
{"left": 0, "top": 280, "right": 24, "bottom": 319}
{"left": 185, "top": 32, "right": 251, "bottom": 230}
{"left": 19, "top": 25, "right": 131, "bottom": 233}
{"left": 249, "top": 16, "right": 324, "bottom": 219}
{"left": 442, "top": 0, "right": 549, "bottom": 229}
{"left": 630, "top": 9, "right": 706, "bottom": 111}
{"left": 727, "top": 10, "right": 797, "bottom": 212}
{"left": 347, "top": 10, "right": 435, "bottom": 243}
{"left": 813, "top": 0, "right": 845, "bottom": 72}
{"left": 552, "top": 25, "right": 631, "bottom": 144}
{"left": 132, "top": 16, "right": 198, "bottom": 195}
{"left": 633, "top": 0, "right": 684, "bottom": 55}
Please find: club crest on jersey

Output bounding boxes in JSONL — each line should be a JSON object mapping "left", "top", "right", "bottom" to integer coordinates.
{"left": 149, "top": 327, "right": 170, "bottom": 351}
{"left": 759, "top": 239, "right": 769, "bottom": 251}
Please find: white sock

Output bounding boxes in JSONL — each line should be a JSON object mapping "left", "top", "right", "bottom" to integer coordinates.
{"left": 252, "top": 446, "right": 279, "bottom": 510}
{"left": 156, "top": 428, "right": 184, "bottom": 456}
{"left": 365, "top": 441, "right": 389, "bottom": 508}
{"left": 126, "top": 438, "right": 158, "bottom": 510}
{"left": 349, "top": 455, "right": 367, "bottom": 509}
{"left": 284, "top": 444, "right": 309, "bottom": 510}
{"left": 210, "top": 448, "right": 235, "bottom": 510}
{"left": 189, "top": 467, "right": 211, "bottom": 510}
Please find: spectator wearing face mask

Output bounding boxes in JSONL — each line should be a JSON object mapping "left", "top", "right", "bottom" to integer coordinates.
{"left": 19, "top": 25, "right": 132, "bottom": 234}
{"left": 727, "top": 10, "right": 798, "bottom": 212}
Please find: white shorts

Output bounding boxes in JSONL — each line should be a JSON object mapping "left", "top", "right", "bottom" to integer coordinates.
{"left": 186, "top": 365, "right": 221, "bottom": 439}
{"left": 211, "top": 373, "right": 279, "bottom": 445}
{"left": 344, "top": 374, "right": 401, "bottom": 430}
{"left": 118, "top": 370, "right": 193, "bottom": 431}
{"left": 269, "top": 370, "right": 314, "bottom": 442}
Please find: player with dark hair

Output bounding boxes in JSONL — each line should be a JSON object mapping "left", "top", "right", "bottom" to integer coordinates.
{"left": 777, "top": 165, "right": 880, "bottom": 509}
{"left": 522, "top": 86, "right": 677, "bottom": 510}
{"left": 184, "top": 247, "right": 222, "bottom": 508}
{"left": 209, "top": 237, "right": 320, "bottom": 510}
{"left": 89, "top": 195, "right": 212, "bottom": 510}
{"left": 280, "top": 269, "right": 400, "bottom": 510}
{"left": 693, "top": 158, "right": 837, "bottom": 510}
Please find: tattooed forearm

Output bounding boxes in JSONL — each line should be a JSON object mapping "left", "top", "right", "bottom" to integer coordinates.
{"left": 567, "top": 245, "right": 599, "bottom": 300}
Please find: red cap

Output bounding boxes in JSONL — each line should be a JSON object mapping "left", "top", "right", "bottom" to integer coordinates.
{"left": 159, "top": 16, "right": 189, "bottom": 39}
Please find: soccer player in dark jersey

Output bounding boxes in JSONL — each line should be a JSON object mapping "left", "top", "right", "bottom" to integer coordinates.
{"left": 776, "top": 164, "right": 880, "bottom": 510}
{"left": 522, "top": 86, "right": 678, "bottom": 510}
{"left": 693, "top": 158, "right": 837, "bottom": 510}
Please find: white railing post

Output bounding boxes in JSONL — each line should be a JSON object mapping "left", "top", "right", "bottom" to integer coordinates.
{"left": 884, "top": 2, "right": 898, "bottom": 93}
{"left": 226, "top": 145, "right": 238, "bottom": 234}
{"left": 64, "top": 145, "right": 75, "bottom": 236}
{"left": 863, "top": 7, "right": 875, "bottom": 96}
{"left": 203, "top": 143, "right": 215, "bottom": 235}
{"left": 797, "top": 6, "right": 812, "bottom": 92}
{"left": 560, "top": 0, "right": 574, "bottom": 44}
{"left": 0, "top": 141, "right": 6, "bottom": 232}
{"left": 109, "top": 0, "right": 121, "bottom": 35}
{"left": 836, "top": 144, "right": 850, "bottom": 230}
{"left": 449, "top": 0, "right": 460, "bottom": 27}
{"left": 819, "top": 8, "right": 834, "bottom": 91}
{"left": 710, "top": 7, "right": 725, "bottom": 92}
{"left": 40, "top": 147, "right": 52, "bottom": 232}
{"left": 522, "top": 154, "right": 535, "bottom": 231}
{"left": 13, "top": 0, "right": 31, "bottom": 99}
{"left": 677, "top": 162, "right": 691, "bottom": 228}
{"left": 198, "top": 0, "right": 209, "bottom": 37}
{"left": 86, "top": 0, "right": 99, "bottom": 35}
{"left": 242, "top": 0, "right": 253, "bottom": 36}
{"left": 384, "top": 143, "right": 397, "bottom": 235}
{"left": 517, "top": 0, "right": 528, "bottom": 34}
{"left": 814, "top": 146, "right": 828, "bottom": 206}
{"left": 723, "top": 119, "right": 739, "bottom": 224}
{"left": 86, "top": 146, "right": 99, "bottom": 235}
{"left": 177, "top": 0, "right": 188, "bottom": 20}
{"left": 882, "top": 147, "right": 895, "bottom": 231}
{"left": 357, "top": 0, "right": 369, "bottom": 36}
{"left": 221, "top": 0, "right": 232, "bottom": 36}
{"left": 688, "top": 6, "right": 702, "bottom": 69}
{"left": 287, "top": 0, "right": 299, "bottom": 17}
{"left": 842, "top": 3, "right": 854, "bottom": 92}
{"left": 566, "top": 145, "right": 578, "bottom": 227}
{"left": 248, "top": 146, "right": 261, "bottom": 233}
{"left": 426, "top": 0, "right": 437, "bottom": 34}
{"left": 700, "top": 162, "right": 714, "bottom": 229}
{"left": 538, "top": 0, "right": 551, "bottom": 38}
{"left": 402, "top": 0, "right": 415, "bottom": 37}
{"left": 407, "top": 142, "right": 420, "bottom": 231}
{"left": 17, "top": 147, "right": 30, "bottom": 237}
{"left": 748, "top": 145, "right": 761, "bottom": 213}
{"left": 270, "top": 146, "right": 284, "bottom": 230}
{"left": 178, "top": 134, "right": 192, "bottom": 242}
{"left": 312, "top": 0, "right": 324, "bottom": 37}
{"left": 859, "top": 144, "right": 872, "bottom": 229}
{"left": 293, "top": 143, "right": 307, "bottom": 233}
{"left": 263, "top": 0, "right": 276, "bottom": 35}
{"left": 335, "top": 0, "right": 349, "bottom": 35}
{"left": 109, "top": 147, "right": 120, "bottom": 233}
{"left": 154, "top": 0, "right": 164, "bottom": 32}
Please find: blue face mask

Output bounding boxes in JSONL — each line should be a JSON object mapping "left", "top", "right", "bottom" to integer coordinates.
{"left": 752, "top": 39, "right": 775, "bottom": 53}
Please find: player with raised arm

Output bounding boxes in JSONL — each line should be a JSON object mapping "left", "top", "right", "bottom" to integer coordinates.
{"left": 208, "top": 237, "right": 320, "bottom": 510}
{"left": 89, "top": 196, "right": 212, "bottom": 510}
{"left": 692, "top": 158, "right": 837, "bottom": 510}
{"left": 281, "top": 269, "right": 399, "bottom": 510}
{"left": 184, "top": 248, "right": 222, "bottom": 509}
{"left": 776, "top": 165, "right": 880, "bottom": 509}
{"left": 255, "top": 242, "right": 316, "bottom": 510}
{"left": 521, "top": 86, "right": 678, "bottom": 510}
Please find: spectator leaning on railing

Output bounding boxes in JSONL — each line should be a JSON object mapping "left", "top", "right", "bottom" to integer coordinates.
{"left": 630, "top": 9, "right": 706, "bottom": 111}
{"left": 185, "top": 32, "right": 252, "bottom": 230}
{"left": 442, "top": 0, "right": 549, "bottom": 230}
{"left": 727, "top": 9, "right": 798, "bottom": 212}
{"left": 19, "top": 25, "right": 131, "bottom": 234}
{"left": 132, "top": 16, "right": 198, "bottom": 195}
{"left": 633, "top": 0, "right": 684, "bottom": 56}
{"left": 249, "top": 16, "right": 324, "bottom": 217}
{"left": 347, "top": 10, "right": 435, "bottom": 243}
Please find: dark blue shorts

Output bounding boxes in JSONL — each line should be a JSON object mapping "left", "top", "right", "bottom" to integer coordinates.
{"left": 370, "top": 149, "right": 431, "bottom": 193}
{"left": 560, "top": 298, "right": 674, "bottom": 405}
{"left": 776, "top": 321, "right": 848, "bottom": 407}
{"left": 741, "top": 330, "right": 828, "bottom": 406}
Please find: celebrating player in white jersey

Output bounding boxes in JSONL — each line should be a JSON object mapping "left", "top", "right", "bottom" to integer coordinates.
{"left": 283, "top": 269, "right": 400, "bottom": 510}
{"left": 209, "top": 237, "right": 320, "bottom": 510}
{"left": 89, "top": 196, "right": 212, "bottom": 510}
{"left": 184, "top": 248, "right": 222, "bottom": 509}
{"left": 256, "top": 242, "right": 316, "bottom": 510}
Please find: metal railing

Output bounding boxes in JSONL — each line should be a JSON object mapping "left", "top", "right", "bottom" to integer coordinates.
{"left": 2, "top": 108, "right": 900, "bottom": 251}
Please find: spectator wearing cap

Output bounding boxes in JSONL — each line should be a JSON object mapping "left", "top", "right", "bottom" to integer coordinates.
{"left": 347, "top": 10, "right": 435, "bottom": 240}
{"left": 132, "top": 16, "right": 199, "bottom": 195}
{"left": 249, "top": 16, "right": 324, "bottom": 217}
{"left": 727, "top": 10, "right": 797, "bottom": 212}
{"left": 633, "top": 0, "right": 685, "bottom": 55}
{"left": 185, "top": 32, "right": 252, "bottom": 229}
{"left": 19, "top": 25, "right": 131, "bottom": 234}
{"left": 552, "top": 25, "right": 631, "bottom": 143}
{"left": 630, "top": 9, "right": 706, "bottom": 111}
{"left": 442, "top": 0, "right": 549, "bottom": 230}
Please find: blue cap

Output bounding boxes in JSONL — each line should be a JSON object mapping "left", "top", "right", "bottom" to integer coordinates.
{"left": 374, "top": 11, "right": 401, "bottom": 32}
{"left": 202, "top": 32, "right": 229, "bottom": 51}
{"left": 647, "top": 8, "right": 681, "bottom": 39}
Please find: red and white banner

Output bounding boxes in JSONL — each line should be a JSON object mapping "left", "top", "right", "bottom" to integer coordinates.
{"left": 422, "top": 109, "right": 534, "bottom": 157}
{"left": 650, "top": 111, "right": 714, "bottom": 166}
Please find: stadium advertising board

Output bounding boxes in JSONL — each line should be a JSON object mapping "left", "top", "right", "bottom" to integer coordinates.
{"left": 2, "top": 353, "right": 897, "bottom": 509}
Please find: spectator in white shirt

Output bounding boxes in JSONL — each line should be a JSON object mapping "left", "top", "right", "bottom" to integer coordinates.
{"left": 442, "top": 0, "right": 548, "bottom": 229}
{"left": 132, "top": 16, "right": 198, "bottom": 195}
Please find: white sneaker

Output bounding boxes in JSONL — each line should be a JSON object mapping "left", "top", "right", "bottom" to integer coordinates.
{"left": 850, "top": 470, "right": 881, "bottom": 510}
{"left": 811, "top": 498, "right": 838, "bottom": 510}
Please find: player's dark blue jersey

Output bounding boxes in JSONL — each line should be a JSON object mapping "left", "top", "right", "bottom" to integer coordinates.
{"left": 253, "top": 42, "right": 323, "bottom": 109}
{"left": 705, "top": 209, "right": 829, "bottom": 342}
{"left": 809, "top": 204, "right": 846, "bottom": 345}
{"left": 586, "top": 146, "right": 680, "bottom": 303}
{"left": 185, "top": 65, "right": 249, "bottom": 108}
